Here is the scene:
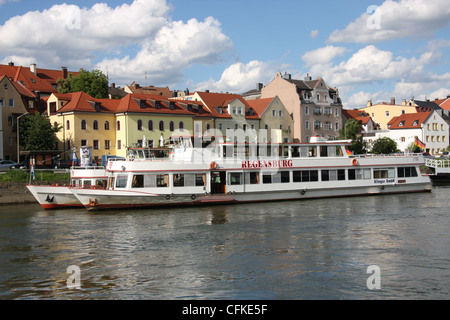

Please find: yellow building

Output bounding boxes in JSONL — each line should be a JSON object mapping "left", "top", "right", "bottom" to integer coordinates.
{"left": 48, "top": 92, "right": 197, "bottom": 161}
{"left": 48, "top": 92, "right": 119, "bottom": 163}
{"left": 359, "top": 99, "right": 417, "bottom": 130}
{"left": 114, "top": 94, "right": 195, "bottom": 157}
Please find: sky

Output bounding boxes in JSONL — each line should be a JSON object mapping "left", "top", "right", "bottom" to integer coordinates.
{"left": 0, "top": 0, "right": 449, "bottom": 108}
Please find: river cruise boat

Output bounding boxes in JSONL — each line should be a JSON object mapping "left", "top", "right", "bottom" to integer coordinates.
{"left": 27, "top": 166, "right": 107, "bottom": 209}
{"left": 69, "top": 136, "right": 433, "bottom": 211}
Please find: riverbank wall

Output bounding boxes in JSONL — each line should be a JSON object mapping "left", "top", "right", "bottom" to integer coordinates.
{"left": 0, "top": 182, "right": 37, "bottom": 206}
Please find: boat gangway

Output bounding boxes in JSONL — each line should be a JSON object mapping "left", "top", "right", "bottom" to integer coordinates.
{"left": 425, "top": 158, "right": 450, "bottom": 174}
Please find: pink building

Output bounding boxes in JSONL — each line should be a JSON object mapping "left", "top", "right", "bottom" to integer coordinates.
{"left": 261, "top": 72, "right": 344, "bottom": 142}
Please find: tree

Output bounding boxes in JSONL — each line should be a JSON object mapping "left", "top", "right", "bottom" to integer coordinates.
{"left": 339, "top": 119, "right": 368, "bottom": 155}
{"left": 57, "top": 69, "right": 109, "bottom": 99}
{"left": 19, "top": 114, "right": 61, "bottom": 151}
{"left": 371, "top": 137, "right": 399, "bottom": 154}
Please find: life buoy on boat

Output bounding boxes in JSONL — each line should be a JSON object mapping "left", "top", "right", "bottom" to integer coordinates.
{"left": 209, "top": 161, "right": 218, "bottom": 170}
{"left": 352, "top": 158, "right": 358, "bottom": 166}
{"left": 191, "top": 194, "right": 197, "bottom": 200}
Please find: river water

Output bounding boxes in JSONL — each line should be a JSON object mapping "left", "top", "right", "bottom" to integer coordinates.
{"left": 0, "top": 186, "right": 449, "bottom": 300}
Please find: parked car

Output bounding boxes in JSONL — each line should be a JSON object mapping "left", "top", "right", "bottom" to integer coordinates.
{"left": 421, "top": 152, "right": 432, "bottom": 158}
{"left": 0, "top": 160, "right": 19, "bottom": 171}
{"left": 54, "top": 160, "right": 72, "bottom": 169}
{"left": 441, "top": 151, "right": 450, "bottom": 158}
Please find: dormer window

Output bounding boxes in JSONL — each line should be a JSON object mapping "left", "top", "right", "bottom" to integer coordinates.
{"left": 155, "top": 101, "right": 161, "bottom": 109}
{"left": 248, "top": 108, "right": 254, "bottom": 116}
{"left": 399, "top": 121, "right": 405, "bottom": 127}
{"left": 140, "top": 100, "right": 146, "bottom": 109}
{"left": 169, "top": 102, "right": 175, "bottom": 110}
{"left": 198, "top": 106, "right": 203, "bottom": 114}
{"left": 412, "top": 120, "right": 419, "bottom": 126}
{"left": 218, "top": 106, "right": 223, "bottom": 114}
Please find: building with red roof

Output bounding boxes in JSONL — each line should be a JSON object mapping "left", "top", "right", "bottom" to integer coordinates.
{"left": 373, "top": 110, "right": 449, "bottom": 155}
{"left": 246, "top": 96, "right": 293, "bottom": 143}
{"left": 47, "top": 92, "right": 201, "bottom": 160}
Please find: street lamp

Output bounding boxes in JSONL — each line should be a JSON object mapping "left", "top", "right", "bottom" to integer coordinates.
{"left": 17, "top": 112, "right": 29, "bottom": 162}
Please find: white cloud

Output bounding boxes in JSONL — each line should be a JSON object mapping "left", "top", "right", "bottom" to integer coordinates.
{"left": 0, "top": 0, "right": 170, "bottom": 66}
{"left": 193, "top": 60, "right": 279, "bottom": 93}
{"left": 301, "top": 44, "right": 449, "bottom": 108}
{"left": 310, "top": 30, "right": 319, "bottom": 39}
{"left": 0, "top": 0, "right": 232, "bottom": 86}
{"left": 96, "top": 16, "right": 233, "bottom": 85}
{"left": 310, "top": 45, "right": 437, "bottom": 88}
{"left": 328, "top": 0, "right": 450, "bottom": 44}
{"left": 302, "top": 45, "right": 347, "bottom": 67}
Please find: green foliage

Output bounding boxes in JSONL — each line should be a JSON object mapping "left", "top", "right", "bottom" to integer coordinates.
{"left": 371, "top": 137, "right": 399, "bottom": 154}
{"left": 339, "top": 119, "right": 368, "bottom": 155}
{"left": 57, "top": 69, "right": 109, "bottom": 99}
{"left": 19, "top": 114, "right": 61, "bottom": 151}
{"left": 0, "top": 170, "right": 69, "bottom": 183}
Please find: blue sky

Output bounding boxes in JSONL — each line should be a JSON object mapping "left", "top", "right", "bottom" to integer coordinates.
{"left": 1, "top": 0, "right": 449, "bottom": 108}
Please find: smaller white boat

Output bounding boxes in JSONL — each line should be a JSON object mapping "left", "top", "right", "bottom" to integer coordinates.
{"left": 27, "top": 166, "right": 107, "bottom": 209}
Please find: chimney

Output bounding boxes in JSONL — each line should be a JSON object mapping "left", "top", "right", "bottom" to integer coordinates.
{"left": 367, "top": 100, "right": 372, "bottom": 107}
{"left": 283, "top": 72, "right": 291, "bottom": 80}
{"left": 257, "top": 83, "right": 263, "bottom": 91}
{"left": 61, "top": 66, "right": 68, "bottom": 79}
{"left": 390, "top": 97, "right": 395, "bottom": 105}
{"left": 30, "top": 63, "right": 37, "bottom": 75}
{"left": 8, "top": 62, "right": 14, "bottom": 66}
{"left": 184, "top": 88, "right": 190, "bottom": 96}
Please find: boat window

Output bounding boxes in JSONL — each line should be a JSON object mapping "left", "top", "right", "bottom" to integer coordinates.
{"left": 262, "top": 174, "right": 272, "bottom": 184}
{"left": 132, "top": 175, "right": 144, "bottom": 188}
{"left": 95, "top": 180, "right": 105, "bottom": 188}
{"left": 320, "top": 146, "right": 328, "bottom": 157}
{"left": 321, "top": 169, "right": 345, "bottom": 181}
{"left": 174, "top": 173, "right": 205, "bottom": 187}
{"left": 308, "top": 146, "right": 317, "bottom": 157}
{"left": 245, "top": 172, "right": 260, "bottom": 184}
{"left": 116, "top": 175, "right": 128, "bottom": 188}
{"left": 397, "top": 167, "right": 418, "bottom": 178}
{"left": 293, "top": 170, "right": 319, "bottom": 182}
{"left": 348, "top": 169, "right": 371, "bottom": 180}
{"left": 173, "top": 174, "right": 184, "bottom": 187}
{"left": 84, "top": 180, "right": 91, "bottom": 187}
{"left": 281, "top": 171, "right": 290, "bottom": 183}
{"left": 272, "top": 172, "right": 281, "bottom": 183}
{"left": 229, "top": 173, "right": 242, "bottom": 185}
{"left": 143, "top": 174, "right": 156, "bottom": 188}
{"left": 196, "top": 174, "right": 206, "bottom": 186}
{"left": 373, "top": 168, "right": 395, "bottom": 179}
{"left": 157, "top": 174, "right": 169, "bottom": 187}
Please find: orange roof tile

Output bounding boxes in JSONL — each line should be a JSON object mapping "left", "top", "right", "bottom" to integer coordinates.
{"left": 388, "top": 111, "right": 431, "bottom": 129}
{"left": 246, "top": 97, "right": 274, "bottom": 117}
{"left": 115, "top": 94, "right": 196, "bottom": 116}
{"left": 342, "top": 109, "right": 372, "bottom": 125}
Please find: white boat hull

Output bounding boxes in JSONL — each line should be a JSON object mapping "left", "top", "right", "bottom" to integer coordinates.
{"left": 27, "top": 185, "right": 83, "bottom": 209}
{"left": 70, "top": 180, "right": 433, "bottom": 211}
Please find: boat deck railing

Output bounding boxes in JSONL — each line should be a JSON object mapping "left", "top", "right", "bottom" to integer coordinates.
{"left": 350, "top": 153, "right": 422, "bottom": 158}
{"left": 425, "top": 158, "right": 450, "bottom": 174}
{"left": 71, "top": 166, "right": 106, "bottom": 170}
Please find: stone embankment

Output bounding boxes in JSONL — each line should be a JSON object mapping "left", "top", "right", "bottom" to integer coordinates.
{"left": 0, "top": 182, "right": 36, "bottom": 206}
